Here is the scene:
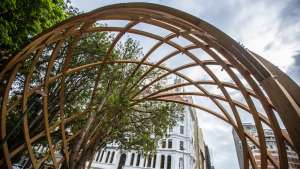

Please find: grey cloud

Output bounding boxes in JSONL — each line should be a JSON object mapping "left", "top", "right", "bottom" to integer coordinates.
{"left": 287, "top": 51, "right": 300, "bottom": 85}
{"left": 279, "top": 0, "right": 300, "bottom": 26}
{"left": 277, "top": 0, "right": 300, "bottom": 43}
{"left": 263, "top": 43, "right": 271, "bottom": 51}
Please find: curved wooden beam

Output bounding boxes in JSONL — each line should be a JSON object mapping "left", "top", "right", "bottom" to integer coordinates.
{"left": 1, "top": 3, "right": 299, "bottom": 169}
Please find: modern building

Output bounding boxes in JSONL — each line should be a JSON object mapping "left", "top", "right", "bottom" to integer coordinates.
{"left": 233, "top": 123, "right": 300, "bottom": 169}
{"left": 91, "top": 79, "right": 208, "bottom": 169}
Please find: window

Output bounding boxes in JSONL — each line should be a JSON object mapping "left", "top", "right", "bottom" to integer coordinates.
{"left": 96, "top": 151, "right": 101, "bottom": 161}
{"left": 153, "top": 155, "right": 157, "bottom": 168}
{"left": 105, "top": 151, "right": 110, "bottom": 163}
{"left": 143, "top": 155, "right": 147, "bottom": 167}
{"left": 179, "top": 158, "right": 184, "bottom": 169}
{"left": 118, "top": 154, "right": 126, "bottom": 169}
{"left": 110, "top": 151, "right": 115, "bottom": 163}
{"left": 162, "top": 139, "right": 166, "bottom": 148}
{"left": 160, "top": 155, "right": 165, "bottom": 169}
{"left": 130, "top": 153, "right": 135, "bottom": 166}
{"left": 180, "top": 126, "right": 184, "bottom": 134}
{"left": 147, "top": 155, "right": 152, "bottom": 167}
{"left": 180, "top": 141, "right": 184, "bottom": 150}
{"left": 167, "top": 155, "right": 171, "bottom": 169}
{"left": 136, "top": 153, "right": 141, "bottom": 166}
{"left": 100, "top": 151, "right": 105, "bottom": 162}
{"left": 168, "top": 139, "right": 172, "bottom": 148}
{"left": 180, "top": 115, "right": 184, "bottom": 122}
{"left": 169, "top": 127, "right": 173, "bottom": 132}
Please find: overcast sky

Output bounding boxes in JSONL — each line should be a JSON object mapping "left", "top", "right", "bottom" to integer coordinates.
{"left": 70, "top": 1, "right": 300, "bottom": 169}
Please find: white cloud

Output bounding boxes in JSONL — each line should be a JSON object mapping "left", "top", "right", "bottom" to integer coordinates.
{"left": 229, "top": 0, "right": 299, "bottom": 71}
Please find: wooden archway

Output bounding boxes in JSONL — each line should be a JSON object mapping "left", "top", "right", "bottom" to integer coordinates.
{"left": 0, "top": 3, "right": 299, "bottom": 169}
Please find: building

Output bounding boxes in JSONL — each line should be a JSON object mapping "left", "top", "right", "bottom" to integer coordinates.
{"left": 233, "top": 123, "right": 300, "bottom": 169}
{"left": 197, "top": 128, "right": 206, "bottom": 169}
{"left": 204, "top": 145, "right": 214, "bottom": 169}
{"left": 91, "top": 79, "right": 207, "bottom": 169}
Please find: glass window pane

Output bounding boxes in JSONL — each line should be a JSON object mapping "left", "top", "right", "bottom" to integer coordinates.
{"left": 105, "top": 151, "right": 111, "bottom": 163}
{"left": 147, "top": 155, "right": 152, "bottom": 167}
{"left": 168, "top": 139, "right": 172, "bottom": 148}
{"left": 180, "top": 141, "right": 184, "bottom": 150}
{"left": 144, "top": 155, "right": 147, "bottom": 167}
{"left": 100, "top": 151, "right": 105, "bottom": 162}
{"left": 162, "top": 139, "right": 166, "bottom": 148}
{"left": 130, "top": 153, "right": 135, "bottom": 166}
{"left": 153, "top": 155, "right": 157, "bottom": 168}
{"left": 110, "top": 151, "right": 115, "bottom": 163}
{"left": 167, "top": 155, "right": 171, "bottom": 169}
{"left": 180, "top": 126, "right": 184, "bottom": 134}
{"left": 96, "top": 151, "right": 101, "bottom": 161}
{"left": 160, "top": 155, "right": 165, "bottom": 169}
{"left": 136, "top": 153, "right": 141, "bottom": 166}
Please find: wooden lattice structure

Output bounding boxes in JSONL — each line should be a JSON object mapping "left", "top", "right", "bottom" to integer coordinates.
{"left": 0, "top": 3, "right": 299, "bottom": 169}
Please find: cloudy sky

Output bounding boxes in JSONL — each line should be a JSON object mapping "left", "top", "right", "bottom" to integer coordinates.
{"left": 70, "top": 0, "right": 300, "bottom": 169}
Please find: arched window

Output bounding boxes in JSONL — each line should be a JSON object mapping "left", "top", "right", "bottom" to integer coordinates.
{"left": 136, "top": 153, "right": 141, "bottom": 166}
{"left": 160, "top": 155, "right": 165, "bottom": 169}
{"left": 100, "top": 151, "right": 105, "bottom": 162}
{"left": 167, "top": 155, "right": 171, "bottom": 169}
{"left": 117, "top": 154, "right": 126, "bottom": 169}
{"left": 105, "top": 151, "right": 111, "bottom": 163}
{"left": 130, "top": 153, "right": 135, "bottom": 166}
{"left": 179, "top": 157, "right": 184, "bottom": 169}
{"left": 147, "top": 154, "right": 152, "bottom": 167}
{"left": 110, "top": 151, "right": 115, "bottom": 163}
{"left": 153, "top": 155, "right": 157, "bottom": 168}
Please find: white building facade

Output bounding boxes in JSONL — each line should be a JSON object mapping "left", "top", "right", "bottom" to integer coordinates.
{"left": 91, "top": 97, "right": 204, "bottom": 169}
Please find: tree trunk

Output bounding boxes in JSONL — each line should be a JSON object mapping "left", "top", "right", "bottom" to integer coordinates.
{"left": 75, "top": 137, "right": 105, "bottom": 169}
{"left": 86, "top": 155, "right": 94, "bottom": 169}
{"left": 69, "top": 84, "right": 112, "bottom": 169}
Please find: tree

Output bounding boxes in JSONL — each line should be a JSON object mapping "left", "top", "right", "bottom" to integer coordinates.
{"left": 0, "top": 0, "right": 78, "bottom": 69}
{"left": 2, "top": 26, "right": 183, "bottom": 169}
{"left": 66, "top": 32, "right": 183, "bottom": 169}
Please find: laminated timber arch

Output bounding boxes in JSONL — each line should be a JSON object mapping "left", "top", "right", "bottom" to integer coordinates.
{"left": 0, "top": 3, "right": 299, "bottom": 169}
